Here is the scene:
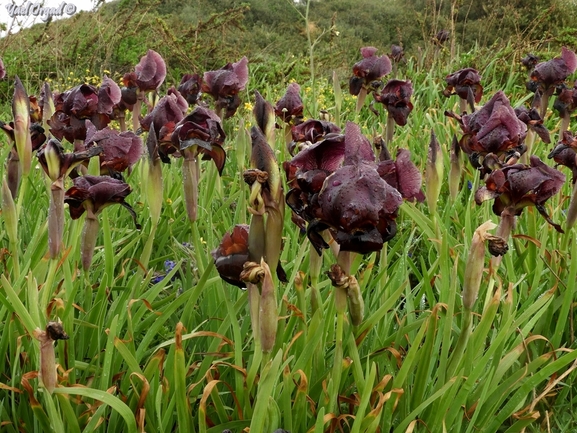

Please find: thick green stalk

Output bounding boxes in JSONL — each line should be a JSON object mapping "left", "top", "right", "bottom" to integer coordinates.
{"left": 309, "top": 245, "right": 322, "bottom": 315}
{"left": 2, "top": 178, "right": 19, "bottom": 280}
{"left": 385, "top": 114, "right": 395, "bottom": 146}
{"left": 182, "top": 148, "right": 199, "bottom": 223}
{"left": 259, "top": 261, "right": 278, "bottom": 353}
{"left": 446, "top": 308, "right": 472, "bottom": 378}
{"left": 355, "top": 87, "right": 368, "bottom": 115}
{"left": 132, "top": 90, "right": 144, "bottom": 132}
{"left": 565, "top": 181, "right": 577, "bottom": 231}
{"left": 174, "top": 323, "right": 193, "bottom": 432}
{"left": 491, "top": 207, "right": 515, "bottom": 271}
{"left": 81, "top": 211, "right": 100, "bottom": 272}
{"left": 48, "top": 181, "right": 65, "bottom": 259}
{"left": 6, "top": 148, "right": 20, "bottom": 199}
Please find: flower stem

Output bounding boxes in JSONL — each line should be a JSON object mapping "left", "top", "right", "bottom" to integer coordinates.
{"left": 521, "top": 129, "right": 536, "bottom": 165}
{"left": 246, "top": 282, "right": 262, "bottom": 394}
{"left": 182, "top": 148, "right": 199, "bottom": 223}
{"left": 48, "top": 183, "right": 65, "bottom": 259}
{"left": 355, "top": 87, "right": 368, "bottom": 115}
{"left": 15, "top": 172, "right": 30, "bottom": 220}
{"left": 81, "top": 213, "right": 100, "bottom": 272}
{"left": 446, "top": 308, "right": 472, "bottom": 377}
{"left": 40, "top": 258, "right": 59, "bottom": 315}
{"left": 140, "top": 223, "right": 157, "bottom": 273}
{"left": 459, "top": 97, "right": 468, "bottom": 115}
{"left": 2, "top": 178, "right": 19, "bottom": 280}
{"left": 385, "top": 114, "right": 395, "bottom": 147}
{"left": 309, "top": 244, "right": 322, "bottom": 316}
{"left": 491, "top": 207, "right": 516, "bottom": 272}
{"left": 132, "top": 90, "right": 144, "bottom": 132}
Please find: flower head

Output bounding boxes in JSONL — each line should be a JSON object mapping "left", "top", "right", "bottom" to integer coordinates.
{"left": 135, "top": 49, "right": 167, "bottom": 92}
{"left": 349, "top": 47, "right": 392, "bottom": 96}
{"left": 171, "top": 106, "right": 227, "bottom": 174}
{"left": 84, "top": 121, "right": 143, "bottom": 175}
{"left": 64, "top": 175, "right": 139, "bottom": 225}
{"left": 548, "top": 130, "right": 577, "bottom": 183}
{"left": 475, "top": 155, "right": 565, "bottom": 232}
{"left": 374, "top": 79, "right": 414, "bottom": 126}
{"left": 202, "top": 56, "right": 249, "bottom": 118}
{"left": 212, "top": 224, "right": 250, "bottom": 288}
{"left": 529, "top": 47, "right": 577, "bottom": 90}
{"left": 310, "top": 122, "right": 403, "bottom": 254}
{"left": 377, "top": 148, "right": 425, "bottom": 202}
{"left": 288, "top": 119, "right": 341, "bottom": 155}
{"left": 389, "top": 44, "right": 404, "bottom": 63}
{"left": 274, "top": 82, "right": 304, "bottom": 125}
{"left": 442, "top": 68, "right": 483, "bottom": 109}
{"left": 178, "top": 73, "right": 202, "bottom": 106}
{"left": 446, "top": 91, "right": 527, "bottom": 170}
{"left": 514, "top": 106, "right": 550, "bottom": 143}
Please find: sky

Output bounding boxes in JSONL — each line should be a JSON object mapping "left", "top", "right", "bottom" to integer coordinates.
{"left": 1, "top": 0, "right": 106, "bottom": 37}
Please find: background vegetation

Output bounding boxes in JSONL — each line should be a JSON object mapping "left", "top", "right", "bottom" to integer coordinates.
{"left": 2, "top": 0, "right": 577, "bottom": 92}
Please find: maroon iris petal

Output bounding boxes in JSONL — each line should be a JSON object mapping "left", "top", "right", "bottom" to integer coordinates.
{"left": 211, "top": 224, "right": 250, "bottom": 288}
{"left": 64, "top": 175, "right": 134, "bottom": 219}
{"left": 530, "top": 47, "right": 577, "bottom": 88}
{"left": 135, "top": 50, "right": 167, "bottom": 92}
{"left": 275, "top": 83, "right": 304, "bottom": 124}
{"left": 98, "top": 76, "right": 122, "bottom": 115}
{"left": 443, "top": 68, "right": 483, "bottom": 103}
{"left": 202, "top": 57, "right": 249, "bottom": 118}
{"left": 85, "top": 121, "right": 143, "bottom": 173}
{"left": 375, "top": 79, "right": 414, "bottom": 126}
{"left": 178, "top": 73, "right": 202, "bottom": 106}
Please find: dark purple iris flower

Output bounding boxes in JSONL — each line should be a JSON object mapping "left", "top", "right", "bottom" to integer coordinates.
{"left": 64, "top": 175, "right": 138, "bottom": 221}
{"left": 178, "top": 73, "right": 202, "bottom": 106}
{"left": 202, "top": 56, "right": 249, "bottom": 119}
{"left": 529, "top": 47, "right": 577, "bottom": 91}
{"left": 521, "top": 54, "right": 539, "bottom": 71}
{"left": 390, "top": 45, "right": 404, "bottom": 63}
{"left": 475, "top": 155, "right": 565, "bottom": 232}
{"left": 288, "top": 119, "right": 341, "bottom": 156}
{"left": 373, "top": 79, "right": 414, "bottom": 126}
{"left": 65, "top": 175, "right": 139, "bottom": 270}
{"left": 274, "top": 83, "right": 304, "bottom": 125}
{"left": 514, "top": 106, "right": 550, "bottom": 144}
{"left": 446, "top": 91, "right": 527, "bottom": 171}
{"left": 98, "top": 76, "right": 122, "bottom": 116}
{"left": 443, "top": 68, "right": 483, "bottom": 112}
{"left": 84, "top": 121, "right": 143, "bottom": 176}
{"left": 49, "top": 80, "right": 121, "bottom": 143}
{"left": 139, "top": 88, "right": 188, "bottom": 161}
{"left": 211, "top": 224, "right": 250, "bottom": 288}
{"left": 548, "top": 131, "right": 577, "bottom": 183}
{"left": 528, "top": 47, "right": 577, "bottom": 116}
{"left": 553, "top": 80, "right": 577, "bottom": 133}
{"left": 135, "top": 49, "right": 167, "bottom": 92}
{"left": 432, "top": 30, "right": 450, "bottom": 46}
{"left": 311, "top": 122, "right": 404, "bottom": 254}
{"left": 377, "top": 148, "right": 425, "bottom": 202}
{"left": 284, "top": 133, "right": 346, "bottom": 229}
{"left": 119, "top": 72, "right": 138, "bottom": 110}
{"left": 170, "top": 106, "right": 226, "bottom": 173}
{"left": 349, "top": 47, "right": 392, "bottom": 96}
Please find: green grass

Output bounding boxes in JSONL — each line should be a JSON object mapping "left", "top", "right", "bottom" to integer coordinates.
{"left": 1, "top": 41, "right": 577, "bottom": 433}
